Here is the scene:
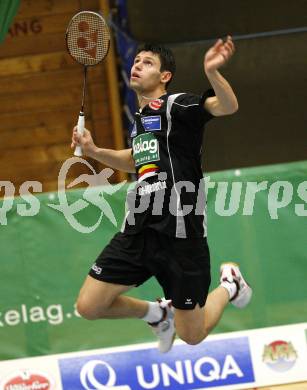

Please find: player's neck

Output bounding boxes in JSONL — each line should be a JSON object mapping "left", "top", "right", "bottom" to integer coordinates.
{"left": 137, "top": 88, "right": 167, "bottom": 109}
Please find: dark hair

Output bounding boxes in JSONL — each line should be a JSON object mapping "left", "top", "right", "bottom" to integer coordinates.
{"left": 137, "top": 43, "right": 176, "bottom": 88}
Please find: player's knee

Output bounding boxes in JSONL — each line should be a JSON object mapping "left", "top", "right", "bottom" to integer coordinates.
{"left": 76, "top": 296, "right": 110, "bottom": 320}
{"left": 177, "top": 328, "right": 208, "bottom": 346}
{"left": 76, "top": 299, "right": 98, "bottom": 320}
{"left": 203, "top": 323, "right": 213, "bottom": 336}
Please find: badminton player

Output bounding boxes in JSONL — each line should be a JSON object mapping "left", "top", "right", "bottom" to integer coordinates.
{"left": 71, "top": 36, "right": 252, "bottom": 353}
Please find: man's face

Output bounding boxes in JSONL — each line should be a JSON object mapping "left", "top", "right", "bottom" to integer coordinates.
{"left": 130, "top": 51, "right": 164, "bottom": 93}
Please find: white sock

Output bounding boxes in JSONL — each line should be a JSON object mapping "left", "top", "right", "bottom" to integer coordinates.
{"left": 141, "top": 301, "right": 163, "bottom": 324}
{"left": 221, "top": 281, "right": 238, "bottom": 300}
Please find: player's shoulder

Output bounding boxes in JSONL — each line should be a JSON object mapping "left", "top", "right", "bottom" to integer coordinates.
{"left": 169, "top": 92, "right": 200, "bottom": 106}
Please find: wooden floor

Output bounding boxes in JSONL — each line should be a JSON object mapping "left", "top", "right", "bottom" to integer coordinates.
{"left": 250, "top": 382, "right": 307, "bottom": 390}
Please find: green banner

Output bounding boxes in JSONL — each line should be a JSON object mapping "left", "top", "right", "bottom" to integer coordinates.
{"left": 0, "top": 160, "right": 306, "bottom": 360}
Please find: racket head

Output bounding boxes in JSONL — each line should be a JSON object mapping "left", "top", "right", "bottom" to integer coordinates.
{"left": 66, "top": 11, "right": 110, "bottom": 66}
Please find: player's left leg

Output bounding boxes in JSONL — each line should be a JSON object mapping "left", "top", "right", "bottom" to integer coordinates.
{"left": 174, "top": 263, "right": 252, "bottom": 345}
{"left": 154, "top": 234, "right": 252, "bottom": 347}
{"left": 151, "top": 233, "right": 212, "bottom": 349}
{"left": 174, "top": 286, "right": 229, "bottom": 345}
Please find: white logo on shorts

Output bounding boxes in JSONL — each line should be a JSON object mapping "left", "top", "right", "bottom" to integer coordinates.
{"left": 92, "top": 264, "right": 102, "bottom": 275}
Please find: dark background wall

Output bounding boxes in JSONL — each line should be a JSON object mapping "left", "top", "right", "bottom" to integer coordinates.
{"left": 125, "top": 0, "right": 307, "bottom": 172}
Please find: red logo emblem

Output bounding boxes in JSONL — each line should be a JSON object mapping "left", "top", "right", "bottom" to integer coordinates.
{"left": 149, "top": 99, "right": 163, "bottom": 110}
{"left": 262, "top": 340, "right": 298, "bottom": 372}
{"left": 2, "top": 370, "right": 52, "bottom": 390}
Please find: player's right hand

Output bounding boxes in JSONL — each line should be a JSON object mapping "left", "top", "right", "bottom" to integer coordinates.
{"left": 71, "top": 126, "right": 97, "bottom": 157}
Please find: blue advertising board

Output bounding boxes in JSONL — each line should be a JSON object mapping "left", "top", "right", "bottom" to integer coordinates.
{"left": 59, "top": 337, "right": 255, "bottom": 389}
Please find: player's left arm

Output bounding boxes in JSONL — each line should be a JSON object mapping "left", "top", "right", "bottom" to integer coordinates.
{"left": 203, "top": 35, "right": 239, "bottom": 117}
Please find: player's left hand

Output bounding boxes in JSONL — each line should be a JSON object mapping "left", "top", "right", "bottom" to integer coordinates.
{"left": 204, "top": 35, "right": 235, "bottom": 73}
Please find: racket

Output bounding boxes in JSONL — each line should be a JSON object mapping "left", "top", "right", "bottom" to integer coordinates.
{"left": 66, "top": 11, "right": 110, "bottom": 156}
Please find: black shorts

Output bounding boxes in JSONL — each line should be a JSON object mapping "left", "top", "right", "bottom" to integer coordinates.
{"left": 89, "top": 228, "right": 211, "bottom": 310}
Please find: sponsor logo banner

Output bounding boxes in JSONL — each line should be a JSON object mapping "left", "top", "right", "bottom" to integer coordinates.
{"left": 0, "top": 369, "right": 54, "bottom": 390}
{"left": 249, "top": 324, "right": 307, "bottom": 387}
{"left": 1, "top": 324, "right": 306, "bottom": 390}
{"left": 262, "top": 340, "right": 298, "bottom": 372}
{"left": 58, "top": 337, "right": 254, "bottom": 390}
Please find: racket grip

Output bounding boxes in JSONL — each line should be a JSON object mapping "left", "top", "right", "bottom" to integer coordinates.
{"left": 74, "top": 112, "right": 85, "bottom": 157}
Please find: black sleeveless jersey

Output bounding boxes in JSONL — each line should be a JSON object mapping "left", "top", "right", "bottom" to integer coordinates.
{"left": 122, "top": 89, "right": 215, "bottom": 238}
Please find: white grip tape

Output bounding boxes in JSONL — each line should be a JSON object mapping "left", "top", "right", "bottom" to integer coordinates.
{"left": 74, "top": 113, "right": 85, "bottom": 157}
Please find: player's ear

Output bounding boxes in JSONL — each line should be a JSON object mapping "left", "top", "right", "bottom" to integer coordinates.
{"left": 161, "top": 71, "right": 172, "bottom": 86}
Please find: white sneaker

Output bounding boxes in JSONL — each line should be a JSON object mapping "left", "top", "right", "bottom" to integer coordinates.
{"left": 220, "top": 262, "right": 253, "bottom": 308}
{"left": 149, "top": 298, "right": 176, "bottom": 353}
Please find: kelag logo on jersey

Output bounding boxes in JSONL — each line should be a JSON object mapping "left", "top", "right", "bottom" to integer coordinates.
{"left": 141, "top": 116, "right": 161, "bottom": 131}
{"left": 58, "top": 337, "right": 255, "bottom": 389}
{"left": 132, "top": 133, "right": 160, "bottom": 167}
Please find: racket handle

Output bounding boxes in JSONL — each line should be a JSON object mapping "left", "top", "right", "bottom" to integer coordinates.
{"left": 74, "top": 112, "right": 85, "bottom": 157}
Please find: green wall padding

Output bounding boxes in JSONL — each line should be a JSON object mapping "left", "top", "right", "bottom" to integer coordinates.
{"left": 0, "top": 160, "right": 306, "bottom": 360}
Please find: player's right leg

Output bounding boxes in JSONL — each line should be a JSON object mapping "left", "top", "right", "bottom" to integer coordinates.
{"left": 75, "top": 230, "right": 172, "bottom": 352}
{"left": 76, "top": 230, "right": 152, "bottom": 320}
{"left": 76, "top": 276, "right": 148, "bottom": 320}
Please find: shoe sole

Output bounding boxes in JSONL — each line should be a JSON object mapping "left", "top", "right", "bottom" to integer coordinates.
{"left": 159, "top": 331, "right": 176, "bottom": 353}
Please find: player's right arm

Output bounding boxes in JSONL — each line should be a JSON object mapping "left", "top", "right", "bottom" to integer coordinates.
{"left": 71, "top": 126, "right": 135, "bottom": 173}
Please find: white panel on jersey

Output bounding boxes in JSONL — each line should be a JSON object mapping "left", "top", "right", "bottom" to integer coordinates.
{"left": 166, "top": 93, "right": 187, "bottom": 239}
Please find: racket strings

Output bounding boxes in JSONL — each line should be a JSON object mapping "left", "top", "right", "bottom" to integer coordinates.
{"left": 66, "top": 12, "right": 110, "bottom": 66}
